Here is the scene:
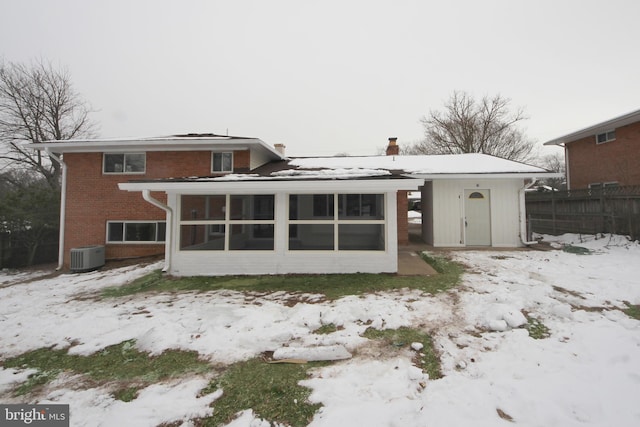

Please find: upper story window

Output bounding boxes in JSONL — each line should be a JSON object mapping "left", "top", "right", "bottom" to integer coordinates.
{"left": 595, "top": 130, "right": 615, "bottom": 144}
{"left": 212, "top": 152, "right": 233, "bottom": 173}
{"left": 103, "top": 153, "right": 146, "bottom": 174}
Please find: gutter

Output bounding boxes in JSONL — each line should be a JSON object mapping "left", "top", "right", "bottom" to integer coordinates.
{"left": 46, "top": 149, "right": 67, "bottom": 270}
{"left": 519, "top": 178, "right": 538, "bottom": 245}
{"left": 141, "top": 190, "right": 173, "bottom": 272}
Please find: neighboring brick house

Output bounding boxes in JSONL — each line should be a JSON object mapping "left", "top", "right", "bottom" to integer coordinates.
{"left": 30, "top": 135, "right": 556, "bottom": 276}
{"left": 544, "top": 109, "right": 640, "bottom": 190}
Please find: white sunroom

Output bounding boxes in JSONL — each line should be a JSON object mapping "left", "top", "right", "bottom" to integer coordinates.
{"left": 119, "top": 176, "right": 422, "bottom": 276}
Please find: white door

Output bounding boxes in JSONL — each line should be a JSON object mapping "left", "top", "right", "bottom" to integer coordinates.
{"left": 464, "top": 189, "right": 491, "bottom": 246}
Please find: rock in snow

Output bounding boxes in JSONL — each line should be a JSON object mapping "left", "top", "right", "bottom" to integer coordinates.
{"left": 272, "top": 344, "right": 352, "bottom": 361}
{"left": 502, "top": 309, "right": 527, "bottom": 328}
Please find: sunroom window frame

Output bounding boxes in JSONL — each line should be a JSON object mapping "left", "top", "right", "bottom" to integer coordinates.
{"left": 178, "top": 194, "right": 276, "bottom": 251}
{"left": 287, "top": 193, "right": 387, "bottom": 252}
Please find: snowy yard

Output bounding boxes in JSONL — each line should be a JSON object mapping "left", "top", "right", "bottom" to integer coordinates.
{"left": 1, "top": 234, "right": 639, "bottom": 426}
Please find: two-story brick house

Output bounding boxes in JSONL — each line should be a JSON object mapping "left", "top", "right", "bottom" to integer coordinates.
{"left": 30, "top": 135, "right": 556, "bottom": 276}
{"left": 32, "top": 134, "right": 285, "bottom": 269}
{"left": 544, "top": 108, "right": 640, "bottom": 190}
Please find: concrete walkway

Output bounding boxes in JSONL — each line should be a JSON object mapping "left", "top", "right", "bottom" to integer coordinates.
{"left": 397, "top": 244, "right": 438, "bottom": 276}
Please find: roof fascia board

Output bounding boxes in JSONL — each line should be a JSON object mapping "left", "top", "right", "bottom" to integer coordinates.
{"left": 408, "top": 172, "right": 563, "bottom": 179}
{"left": 27, "top": 138, "right": 285, "bottom": 159}
{"left": 544, "top": 108, "right": 640, "bottom": 146}
{"left": 119, "top": 178, "right": 424, "bottom": 194}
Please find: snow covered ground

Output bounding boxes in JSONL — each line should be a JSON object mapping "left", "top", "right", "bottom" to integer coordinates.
{"left": 1, "top": 234, "right": 639, "bottom": 426}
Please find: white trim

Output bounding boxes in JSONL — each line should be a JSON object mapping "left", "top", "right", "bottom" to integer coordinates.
{"left": 409, "top": 173, "right": 563, "bottom": 180}
{"left": 27, "top": 137, "right": 286, "bottom": 160}
{"left": 119, "top": 179, "right": 423, "bottom": 194}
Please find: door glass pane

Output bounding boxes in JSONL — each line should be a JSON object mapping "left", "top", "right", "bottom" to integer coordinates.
{"left": 338, "top": 224, "right": 385, "bottom": 250}
{"left": 289, "top": 224, "right": 334, "bottom": 250}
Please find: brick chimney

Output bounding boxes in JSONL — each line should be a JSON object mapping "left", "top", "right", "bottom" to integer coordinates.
{"left": 274, "top": 143, "right": 286, "bottom": 157}
{"left": 386, "top": 137, "right": 399, "bottom": 156}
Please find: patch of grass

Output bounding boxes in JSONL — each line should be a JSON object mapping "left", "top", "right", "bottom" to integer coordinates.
{"left": 562, "top": 245, "right": 592, "bottom": 255}
{"left": 623, "top": 304, "right": 640, "bottom": 320}
{"left": 2, "top": 340, "right": 210, "bottom": 397}
{"left": 313, "top": 323, "right": 340, "bottom": 335}
{"left": 11, "top": 370, "right": 60, "bottom": 396}
{"left": 103, "top": 254, "right": 463, "bottom": 300}
{"left": 524, "top": 317, "right": 551, "bottom": 339}
{"left": 199, "top": 358, "right": 323, "bottom": 427}
{"left": 362, "top": 327, "right": 442, "bottom": 379}
{"left": 113, "top": 386, "right": 140, "bottom": 402}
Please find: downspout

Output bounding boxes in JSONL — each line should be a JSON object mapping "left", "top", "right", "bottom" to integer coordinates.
{"left": 564, "top": 145, "right": 570, "bottom": 190}
{"left": 142, "top": 190, "right": 172, "bottom": 272}
{"left": 519, "top": 178, "right": 538, "bottom": 245}
{"left": 46, "top": 149, "right": 67, "bottom": 270}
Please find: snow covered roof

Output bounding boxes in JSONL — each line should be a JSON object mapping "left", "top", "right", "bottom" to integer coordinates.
{"left": 288, "top": 153, "right": 555, "bottom": 178}
{"left": 544, "top": 108, "right": 640, "bottom": 146}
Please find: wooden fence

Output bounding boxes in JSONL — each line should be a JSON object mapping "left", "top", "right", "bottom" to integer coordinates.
{"left": 525, "top": 185, "right": 640, "bottom": 240}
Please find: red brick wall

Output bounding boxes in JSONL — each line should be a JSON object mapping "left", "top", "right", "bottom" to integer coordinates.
{"left": 396, "top": 191, "right": 409, "bottom": 245}
{"left": 62, "top": 150, "right": 249, "bottom": 267}
{"left": 567, "top": 121, "right": 640, "bottom": 189}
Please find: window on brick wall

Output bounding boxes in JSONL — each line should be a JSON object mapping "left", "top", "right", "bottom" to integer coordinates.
{"left": 103, "top": 153, "right": 146, "bottom": 173}
{"left": 107, "top": 221, "right": 166, "bottom": 243}
{"left": 595, "top": 130, "right": 616, "bottom": 144}
{"left": 212, "top": 152, "right": 233, "bottom": 173}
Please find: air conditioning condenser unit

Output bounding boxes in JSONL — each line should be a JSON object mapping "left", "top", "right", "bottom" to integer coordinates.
{"left": 70, "top": 245, "right": 105, "bottom": 272}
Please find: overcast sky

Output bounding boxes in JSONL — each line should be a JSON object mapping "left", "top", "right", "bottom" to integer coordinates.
{"left": 2, "top": 0, "right": 639, "bottom": 157}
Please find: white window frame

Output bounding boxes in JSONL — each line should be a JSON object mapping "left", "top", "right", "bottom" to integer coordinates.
{"left": 595, "top": 130, "right": 615, "bottom": 144}
{"left": 106, "top": 221, "right": 166, "bottom": 244}
{"left": 178, "top": 194, "right": 276, "bottom": 251}
{"left": 103, "top": 153, "right": 146, "bottom": 174}
{"left": 211, "top": 152, "right": 234, "bottom": 173}
{"left": 287, "top": 193, "right": 386, "bottom": 252}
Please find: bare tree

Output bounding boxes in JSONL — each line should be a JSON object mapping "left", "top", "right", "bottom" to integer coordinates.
{"left": 408, "top": 91, "right": 537, "bottom": 162}
{"left": 0, "top": 59, "right": 96, "bottom": 189}
{"left": 537, "top": 151, "right": 566, "bottom": 189}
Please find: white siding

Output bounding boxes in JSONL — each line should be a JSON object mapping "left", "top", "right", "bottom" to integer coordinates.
{"left": 168, "top": 191, "right": 399, "bottom": 276}
{"left": 249, "top": 148, "right": 273, "bottom": 170}
{"left": 431, "top": 179, "right": 524, "bottom": 247}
